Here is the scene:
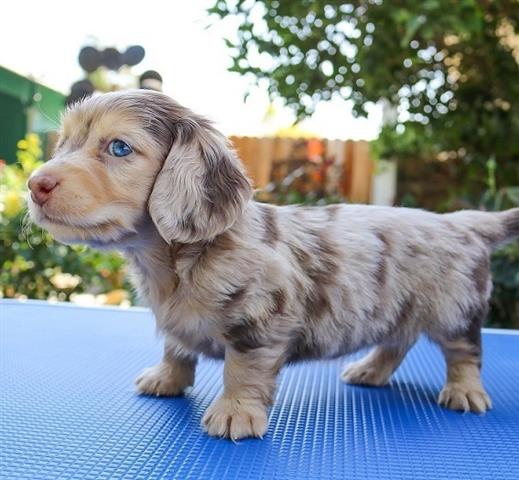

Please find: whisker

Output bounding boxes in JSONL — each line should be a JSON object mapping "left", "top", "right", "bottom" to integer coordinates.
{"left": 21, "top": 210, "right": 34, "bottom": 249}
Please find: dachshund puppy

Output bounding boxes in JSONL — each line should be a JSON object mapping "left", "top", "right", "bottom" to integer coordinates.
{"left": 28, "top": 90, "right": 519, "bottom": 440}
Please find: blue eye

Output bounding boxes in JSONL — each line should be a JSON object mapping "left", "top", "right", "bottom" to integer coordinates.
{"left": 108, "top": 139, "right": 133, "bottom": 157}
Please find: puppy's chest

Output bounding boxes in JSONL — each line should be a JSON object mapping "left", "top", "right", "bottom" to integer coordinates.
{"left": 158, "top": 289, "right": 225, "bottom": 359}
{"left": 129, "top": 254, "right": 222, "bottom": 355}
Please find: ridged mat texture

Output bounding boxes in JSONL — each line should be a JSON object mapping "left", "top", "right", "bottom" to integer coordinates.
{"left": 1, "top": 300, "right": 518, "bottom": 480}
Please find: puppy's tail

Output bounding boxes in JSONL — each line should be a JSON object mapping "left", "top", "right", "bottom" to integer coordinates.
{"left": 498, "top": 207, "right": 519, "bottom": 246}
{"left": 450, "top": 207, "right": 519, "bottom": 250}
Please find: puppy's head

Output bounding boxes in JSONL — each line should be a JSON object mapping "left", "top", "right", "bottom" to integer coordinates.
{"left": 28, "top": 90, "right": 252, "bottom": 246}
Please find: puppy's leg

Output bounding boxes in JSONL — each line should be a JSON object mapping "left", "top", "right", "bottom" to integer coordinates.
{"left": 341, "top": 340, "right": 416, "bottom": 387}
{"left": 202, "top": 347, "right": 282, "bottom": 440}
{"left": 135, "top": 337, "right": 197, "bottom": 396}
{"left": 437, "top": 311, "right": 491, "bottom": 413}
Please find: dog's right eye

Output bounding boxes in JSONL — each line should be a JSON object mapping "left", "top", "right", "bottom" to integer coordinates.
{"left": 108, "top": 139, "right": 133, "bottom": 157}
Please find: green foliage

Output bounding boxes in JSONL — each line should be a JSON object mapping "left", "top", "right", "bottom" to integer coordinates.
{"left": 481, "top": 170, "right": 519, "bottom": 327}
{"left": 0, "top": 134, "right": 132, "bottom": 304}
{"left": 211, "top": 0, "right": 519, "bottom": 192}
{"left": 490, "top": 241, "right": 519, "bottom": 328}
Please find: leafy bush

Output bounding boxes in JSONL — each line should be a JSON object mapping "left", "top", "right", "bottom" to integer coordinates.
{"left": 211, "top": 0, "right": 519, "bottom": 202}
{"left": 480, "top": 177, "right": 519, "bottom": 327}
{"left": 490, "top": 242, "right": 519, "bottom": 328}
{"left": 0, "top": 134, "right": 133, "bottom": 305}
{"left": 256, "top": 142, "right": 345, "bottom": 206}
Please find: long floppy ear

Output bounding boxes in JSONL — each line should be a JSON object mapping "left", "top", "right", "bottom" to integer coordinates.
{"left": 148, "top": 120, "right": 252, "bottom": 243}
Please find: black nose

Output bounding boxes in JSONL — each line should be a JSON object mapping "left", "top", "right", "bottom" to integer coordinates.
{"left": 28, "top": 175, "right": 59, "bottom": 206}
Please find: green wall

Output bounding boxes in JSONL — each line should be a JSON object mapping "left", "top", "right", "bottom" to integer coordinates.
{"left": 0, "top": 66, "right": 65, "bottom": 164}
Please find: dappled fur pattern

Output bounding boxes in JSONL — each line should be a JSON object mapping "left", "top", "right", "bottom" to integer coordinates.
{"left": 28, "top": 90, "right": 519, "bottom": 439}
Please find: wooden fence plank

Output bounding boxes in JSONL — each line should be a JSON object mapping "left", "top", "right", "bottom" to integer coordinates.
{"left": 229, "top": 135, "right": 375, "bottom": 203}
{"left": 255, "top": 137, "right": 275, "bottom": 189}
{"left": 349, "top": 140, "right": 374, "bottom": 203}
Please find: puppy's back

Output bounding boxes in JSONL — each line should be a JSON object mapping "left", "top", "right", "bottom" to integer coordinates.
{"left": 264, "top": 203, "right": 516, "bottom": 349}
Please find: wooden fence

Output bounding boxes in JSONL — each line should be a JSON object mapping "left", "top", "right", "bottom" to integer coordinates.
{"left": 229, "top": 136, "right": 375, "bottom": 203}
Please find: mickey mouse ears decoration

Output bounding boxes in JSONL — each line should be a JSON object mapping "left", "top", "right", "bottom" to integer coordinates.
{"left": 124, "top": 46, "right": 146, "bottom": 66}
{"left": 78, "top": 45, "right": 145, "bottom": 72}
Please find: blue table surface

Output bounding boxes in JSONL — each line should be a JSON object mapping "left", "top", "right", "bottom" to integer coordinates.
{"left": 1, "top": 300, "right": 518, "bottom": 480}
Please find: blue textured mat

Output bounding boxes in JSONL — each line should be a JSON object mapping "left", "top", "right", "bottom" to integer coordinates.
{"left": 1, "top": 300, "right": 518, "bottom": 480}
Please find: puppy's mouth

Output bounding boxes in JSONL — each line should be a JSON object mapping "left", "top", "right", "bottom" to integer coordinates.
{"left": 31, "top": 206, "right": 94, "bottom": 228}
{"left": 29, "top": 200, "right": 145, "bottom": 248}
{"left": 31, "top": 204, "right": 105, "bottom": 230}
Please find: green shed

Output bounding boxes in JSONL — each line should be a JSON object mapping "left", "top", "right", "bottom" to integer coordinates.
{"left": 0, "top": 66, "right": 66, "bottom": 164}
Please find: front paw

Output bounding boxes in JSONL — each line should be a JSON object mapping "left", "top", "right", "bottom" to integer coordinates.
{"left": 135, "top": 362, "right": 193, "bottom": 397}
{"left": 438, "top": 383, "right": 492, "bottom": 413}
{"left": 341, "top": 361, "right": 391, "bottom": 386}
{"left": 202, "top": 396, "right": 268, "bottom": 440}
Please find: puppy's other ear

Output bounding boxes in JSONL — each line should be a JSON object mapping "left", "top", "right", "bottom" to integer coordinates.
{"left": 149, "top": 122, "right": 252, "bottom": 243}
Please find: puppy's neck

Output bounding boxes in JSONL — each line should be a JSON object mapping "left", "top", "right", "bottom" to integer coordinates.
{"left": 122, "top": 220, "right": 180, "bottom": 303}
{"left": 122, "top": 218, "right": 174, "bottom": 266}
{"left": 121, "top": 215, "right": 246, "bottom": 300}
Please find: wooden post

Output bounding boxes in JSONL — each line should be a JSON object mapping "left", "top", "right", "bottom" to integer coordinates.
{"left": 349, "top": 140, "right": 374, "bottom": 203}
{"left": 273, "top": 137, "right": 293, "bottom": 163}
{"left": 230, "top": 136, "right": 255, "bottom": 185}
{"left": 342, "top": 140, "right": 354, "bottom": 198}
{"left": 255, "top": 137, "right": 275, "bottom": 189}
